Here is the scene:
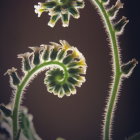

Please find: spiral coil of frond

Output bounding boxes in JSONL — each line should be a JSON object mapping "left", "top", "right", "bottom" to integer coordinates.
{"left": 5, "top": 40, "right": 87, "bottom": 98}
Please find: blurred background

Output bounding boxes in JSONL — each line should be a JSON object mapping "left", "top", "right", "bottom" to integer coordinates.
{"left": 0, "top": 0, "right": 139, "bottom": 139}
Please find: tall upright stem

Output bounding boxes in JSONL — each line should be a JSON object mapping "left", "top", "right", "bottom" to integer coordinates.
{"left": 90, "top": 0, "right": 122, "bottom": 139}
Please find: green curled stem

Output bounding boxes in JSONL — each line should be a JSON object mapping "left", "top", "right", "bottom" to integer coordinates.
{"left": 12, "top": 61, "right": 68, "bottom": 140}
{"left": 5, "top": 41, "right": 87, "bottom": 139}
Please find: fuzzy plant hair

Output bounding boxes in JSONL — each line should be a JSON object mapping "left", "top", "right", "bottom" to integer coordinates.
{"left": 0, "top": 0, "right": 138, "bottom": 140}
{"left": 4, "top": 40, "right": 87, "bottom": 140}
{"left": 89, "top": 0, "right": 138, "bottom": 140}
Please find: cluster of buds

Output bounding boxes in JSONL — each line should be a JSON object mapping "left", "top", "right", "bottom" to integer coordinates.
{"left": 34, "top": 0, "right": 85, "bottom": 27}
{"left": 5, "top": 40, "right": 87, "bottom": 98}
{"left": 99, "top": 0, "right": 129, "bottom": 35}
{"left": 42, "top": 40, "right": 87, "bottom": 97}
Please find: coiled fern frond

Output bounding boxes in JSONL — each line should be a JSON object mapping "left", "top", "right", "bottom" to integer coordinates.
{"left": 5, "top": 40, "right": 87, "bottom": 139}
{"left": 5, "top": 40, "right": 87, "bottom": 98}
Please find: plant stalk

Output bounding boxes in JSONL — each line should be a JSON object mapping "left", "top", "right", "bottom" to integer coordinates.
{"left": 12, "top": 61, "right": 68, "bottom": 140}
{"left": 90, "top": 0, "right": 122, "bottom": 139}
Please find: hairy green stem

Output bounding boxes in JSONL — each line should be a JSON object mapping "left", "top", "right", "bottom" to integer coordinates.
{"left": 12, "top": 61, "right": 68, "bottom": 140}
{"left": 90, "top": 0, "right": 122, "bottom": 139}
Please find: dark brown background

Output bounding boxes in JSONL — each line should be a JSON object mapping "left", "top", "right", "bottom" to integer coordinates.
{"left": 0, "top": 0, "right": 140, "bottom": 140}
